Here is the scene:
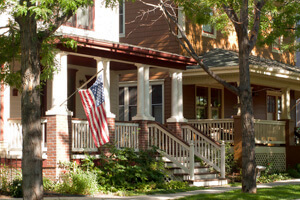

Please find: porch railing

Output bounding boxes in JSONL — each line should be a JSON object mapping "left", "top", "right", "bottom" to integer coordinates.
{"left": 71, "top": 119, "right": 97, "bottom": 152}
{"left": 181, "top": 124, "right": 225, "bottom": 178}
{"left": 115, "top": 122, "right": 139, "bottom": 150}
{"left": 188, "top": 119, "right": 234, "bottom": 143}
{"left": 7, "top": 118, "right": 47, "bottom": 153}
{"left": 148, "top": 122, "right": 195, "bottom": 180}
{"left": 254, "top": 119, "right": 286, "bottom": 144}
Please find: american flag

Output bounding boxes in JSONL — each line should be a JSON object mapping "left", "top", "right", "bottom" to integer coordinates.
{"left": 78, "top": 75, "right": 109, "bottom": 147}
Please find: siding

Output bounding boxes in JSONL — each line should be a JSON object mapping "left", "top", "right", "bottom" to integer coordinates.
{"left": 224, "top": 88, "right": 238, "bottom": 118}
{"left": 183, "top": 85, "right": 195, "bottom": 119}
{"left": 120, "top": 0, "right": 180, "bottom": 54}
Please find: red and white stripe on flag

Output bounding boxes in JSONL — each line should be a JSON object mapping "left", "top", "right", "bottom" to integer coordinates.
{"left": 78, "top": 88, "right": 109, "bottom": 147}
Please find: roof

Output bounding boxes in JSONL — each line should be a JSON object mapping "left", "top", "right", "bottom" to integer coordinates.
{"left": 57, "top": 36, "right": 198, "bottom": 70}
{"left": 189, "top": 48, "right": 300, "bottom": 73}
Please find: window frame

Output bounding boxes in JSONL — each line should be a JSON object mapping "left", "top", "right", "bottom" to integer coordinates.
{"left": 119, "top": 80, "right": 164, "bottom": 123}
{"left": 202, "top": 11, "right": 216, "bottom": 39}
{"left": 266, "top": 90, "right": 282, "bottom": 120}
{"left": 65, "top": 4, "right": 95, "bottom": 30}
{"left": 119, "top": 0, "right": 125, "bottom": 37}
{"left": 272, "top": 36, "right": 283, "bottom": 54}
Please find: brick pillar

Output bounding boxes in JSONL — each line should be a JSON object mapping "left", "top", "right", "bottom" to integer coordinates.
{"left": 43, "top": 115, "right": 72, "bottom": 180}
{"left": 138, "top": 120, "right": 149, "bottom": 150}
{"left": 167, "top": 122, "right": 182, "bottom": 139}
{"left": 233, "top": 115, "right": 242, "bottom": 168}
{"left": 107, "top": 118, "right": 115, "bottom": 144}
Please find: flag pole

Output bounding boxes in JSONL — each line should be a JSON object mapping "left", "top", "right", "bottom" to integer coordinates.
{"left": 59, "top": 68, "right": 104, "bottom": 107}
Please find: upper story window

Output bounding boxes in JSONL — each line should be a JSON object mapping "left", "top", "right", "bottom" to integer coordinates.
{"left": 272, "top": 36, "right": 283, "bottom": 54}
{"left": 178, "top": 7, "right": 186, "bottom": 38}
{"left": 202, "top": 12, "right": 216, "bottom": 39}
{"left": 119, "top": 0, "right": 125, "bottom": 37}
{"left": 66, "top": 5, "right": 94, "bottom": 30}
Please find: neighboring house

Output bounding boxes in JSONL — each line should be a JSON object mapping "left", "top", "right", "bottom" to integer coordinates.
{"left": 119, "top": 0, "right": 300, "bottom": 171}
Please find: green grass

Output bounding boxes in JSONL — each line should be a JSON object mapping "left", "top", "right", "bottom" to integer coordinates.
{"left": 178, "top": 184, "right": 300, "bottom": 200}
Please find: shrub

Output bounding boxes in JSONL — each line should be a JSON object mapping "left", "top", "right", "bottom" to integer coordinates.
{"left": 9, "top": 177, "right": 22, "bottom": 198}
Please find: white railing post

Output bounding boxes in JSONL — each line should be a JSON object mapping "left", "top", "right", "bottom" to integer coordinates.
{"left": 221, "top": 141, "right": 226, "bottom": 179}
{"left": 190, "top": 141, "right": 195, "bottom": 181}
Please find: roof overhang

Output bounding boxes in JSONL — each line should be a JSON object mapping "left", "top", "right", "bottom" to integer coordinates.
{"left": 57, "top": 36, "right": 198, "bottom": 70}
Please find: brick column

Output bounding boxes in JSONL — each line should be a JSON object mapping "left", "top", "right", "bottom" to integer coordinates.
{"left": 107, "top": 118, "right": 115, "bottom": 144}
{"left": 233, "top": 115, "right": 242, "bottom": 168}
{"left": 138, "top": 120, "right": 149, "bottom": 150}
{"left": 167, "top": 122, "right": 182, "bottom": 139}
{"left": 43, "top": 115, "right": 72, "bottom": 180}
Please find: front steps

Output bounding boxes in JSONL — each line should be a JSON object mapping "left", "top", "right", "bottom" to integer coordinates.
{"left": 163, "top": 158, "right": 228, "bottom": 187}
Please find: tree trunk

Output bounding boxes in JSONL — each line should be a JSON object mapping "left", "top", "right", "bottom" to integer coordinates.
{"left": 238, "top": 28, "right": 257, "bottom": 194}
{"left": 17, "top": 11, "right": 43, "bottom": 200}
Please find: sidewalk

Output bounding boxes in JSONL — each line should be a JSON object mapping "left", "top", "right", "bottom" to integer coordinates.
{"left": 2, "top": 179, "right": 300, "bottom": 200}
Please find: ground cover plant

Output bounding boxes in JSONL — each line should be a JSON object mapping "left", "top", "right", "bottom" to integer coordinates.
{"left": 178, "top": 184, "right": 300, "bottom": 200}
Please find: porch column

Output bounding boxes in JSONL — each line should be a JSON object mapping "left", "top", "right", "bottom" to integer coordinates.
{"left": 45, "top": 52, "right": 72, "bottom": 180}
{"left": 132, "top": 64, "right": 154, "bottom": 121}
{"left": 95, "top": 58, "right": 116, "bottom": 146}
{"left": 281, "top": 87, "right": 291, "bottom": 119}
{"left": 0, "top": 82, "right": 9, "bottom": 155}
{"left": 95, "top": 58, "right": 115, "bottom": 118}
{"left": 167, "top": 71, "right": 186, "bottom": 122}
{"left": 46, "top": 52, "right": 71, "bottom": 115}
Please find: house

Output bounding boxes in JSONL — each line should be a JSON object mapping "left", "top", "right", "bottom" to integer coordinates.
{"left": 118, "top": 0, "right": 300, "bottom": 171}
{"left": 0, "top": 0, "right": 300, "bottom": 186}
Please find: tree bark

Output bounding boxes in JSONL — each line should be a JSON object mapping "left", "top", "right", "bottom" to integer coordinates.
{"left": 17, "top": 9, "right": 43, "bottom": 200}
{"left": 238, "top": 0, "right": 257, "bottom": 193}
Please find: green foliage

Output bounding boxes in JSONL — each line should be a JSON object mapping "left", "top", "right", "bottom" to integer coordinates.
{"left": 287, "top": 163, "right": 300, "bottom": 178}
{"left": 0, "top": 165, "right": 22, "bottom": 197}
{"left": 56, "top": 162, "right": 99, "bottom": 195}
{"left": 43, "top": 177, "right": 55, "bottom": 192}
{"left": 257, "top": 173, "right": 290, "bottom": 183}
{"left": 225, "top": 143, "right": 238, "bottom": 175}
{"left": 8, "top": 177, "right": 22, "bottom": 198}
{"left": 94, "top": 144, "right": 165, "bottom": 192}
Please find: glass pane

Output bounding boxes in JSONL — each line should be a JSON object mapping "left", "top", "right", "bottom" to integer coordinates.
{"left": 129, "top": 87, "right": 137, "bottom": 105}
{"left": 267, "top": 96, "right": 276, "bottom": 113}
{"left": 196, "top": 107, "right": 207, "bottom": 119}
{"left": 129, "top": 106, "right": 137, "bottom": 121}
{"left": 203, "top": 24, "right": 213, "bottom": 33}
{"left": 119, "top": 0, "right": 124, "bottom": 34}
{"left": 152, "top": 85, "right": 162, "bottom": 104}
{"left": 212, "top": 108, "right": 220, "bottom": 119}
{"left": 77, "top": 6, "right": 89, "bottom": 28}
{"left": 119, "top": 87, "right": 124, "bottom": 105}
{"left": 211, "top": 88, "right": 221, "bottom": 107}
{"left": 152, "top": 105, "right": 163, "bottom": 123}
{"left": 119, "top": 106, "right": 124, "bottom": 121}
{"left": 196, "top": 87, "right": 208, "bottom": 106}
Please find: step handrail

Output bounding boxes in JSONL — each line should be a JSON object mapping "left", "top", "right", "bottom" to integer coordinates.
{"left": 148, "top": 122, "right": 195, "bottom": 180}
{"left": 181, "top": 124, "right": 225, "bottom": 178}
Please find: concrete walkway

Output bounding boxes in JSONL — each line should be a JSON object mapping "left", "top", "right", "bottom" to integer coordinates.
{"left": 2, "top": 179, "right": 300, "bottom": 200}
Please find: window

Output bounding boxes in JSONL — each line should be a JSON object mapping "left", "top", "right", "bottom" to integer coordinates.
{"left": 267, "top": 91, "right": 282, "bottom": 120}
{"left": 177, "top": 7, "right": 186, "bottom": 38}
{"left": 119, "top": 0, "right": 125, "bottom": 37}
{"left": 119, "top": 83, "right": 163, "bottom": 123}
{"left": 272, "top": 36, "right": 283, "bottom": 53}
{"left": 196, "top": 86, "right": 222, "bottom": 119}
{"left": 66, "top": 5, "right": 94, "bottom": 30}
{"left": 202, "top": 12, "right": 216, "bottom": 39}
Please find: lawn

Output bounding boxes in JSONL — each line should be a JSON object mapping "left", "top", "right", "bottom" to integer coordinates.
{"left": 178, "top": 184, "right": 300, "bottom": 200}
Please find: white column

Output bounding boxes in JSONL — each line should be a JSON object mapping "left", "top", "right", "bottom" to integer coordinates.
{"left": 95, "top": 58, "right": 115, "bottom": 118}
{"left": 177, "top": 72, "right": 185, "bottom": 121}
{"left": 46, "top": 52, "right": 72, "bottom": 116}
{"left": 281, "top": 87, "right": 291, "bottom": 119}
{"left": 133, "top": 65, "right": 146, "bottom": 120}
{"left": 144, "top": 66, "right": 154, "bottom": 120}
{"left": 2, "top": 83, "right": 10, "bottom": 151}
{"left": 167, "top": 71, "right": 186, "bottom": 122}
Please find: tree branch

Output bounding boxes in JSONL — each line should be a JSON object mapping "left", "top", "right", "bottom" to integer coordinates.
{"left": 222, "top": 4, "right": 241, "bottom": 33}
{"left": 159, "top": 0, "right": 239, "bottom": 95}
{"left": 249, "top": 0, "right": 266, "bottom": 51}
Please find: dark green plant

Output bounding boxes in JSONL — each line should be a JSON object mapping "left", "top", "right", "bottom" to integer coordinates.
{"left": 9, "top": 177, "right": 22, "bottom": 198}
{"left": 225, "top": 142, "right": 238, "bottom": 175}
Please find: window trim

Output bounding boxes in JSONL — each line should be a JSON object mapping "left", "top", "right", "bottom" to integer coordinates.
{"left": 202, "top": 24, "right": 217, "bottom": 39}
{"left": 266, "top": 90, "right": 282, "bottom": 120}
{"left": 119, "top": 0, "right": 125, "bottom": 38}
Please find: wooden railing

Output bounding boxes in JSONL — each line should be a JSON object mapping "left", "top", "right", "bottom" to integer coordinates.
{"left": 7, "top": 118, "right": 47, "bottom": 152}
{"left": 181, "top": 124, "right": 225, "bottom": 178}
{"left": 71, "top": 119, "right": 97, "bottom": 152}
{"left": 115, "top": 122, "right": 139, "bottom": 150}
{"left": 188, "top": 119, "right": 234, "bottom": 143}
{"left": 254, "top": 120, "right": 286, "bottom": 144}
{"left": 148, "top": 122, "right": 195, "bottom": 180}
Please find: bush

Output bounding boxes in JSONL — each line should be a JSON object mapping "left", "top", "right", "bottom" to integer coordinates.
{"left": 9, "top": 177, "right": 22, "bottom": 198}
{"left": 257, "top": 173, "right": 290, "bottom": 183}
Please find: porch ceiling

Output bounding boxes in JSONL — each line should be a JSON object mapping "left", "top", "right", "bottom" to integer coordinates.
{"left": 57, "top": 36, "right": 198, "bottom": 70}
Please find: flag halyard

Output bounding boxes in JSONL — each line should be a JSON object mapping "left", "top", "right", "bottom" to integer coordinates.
{"left": 78, "top": 75, "right": 109, "bottom": 147}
